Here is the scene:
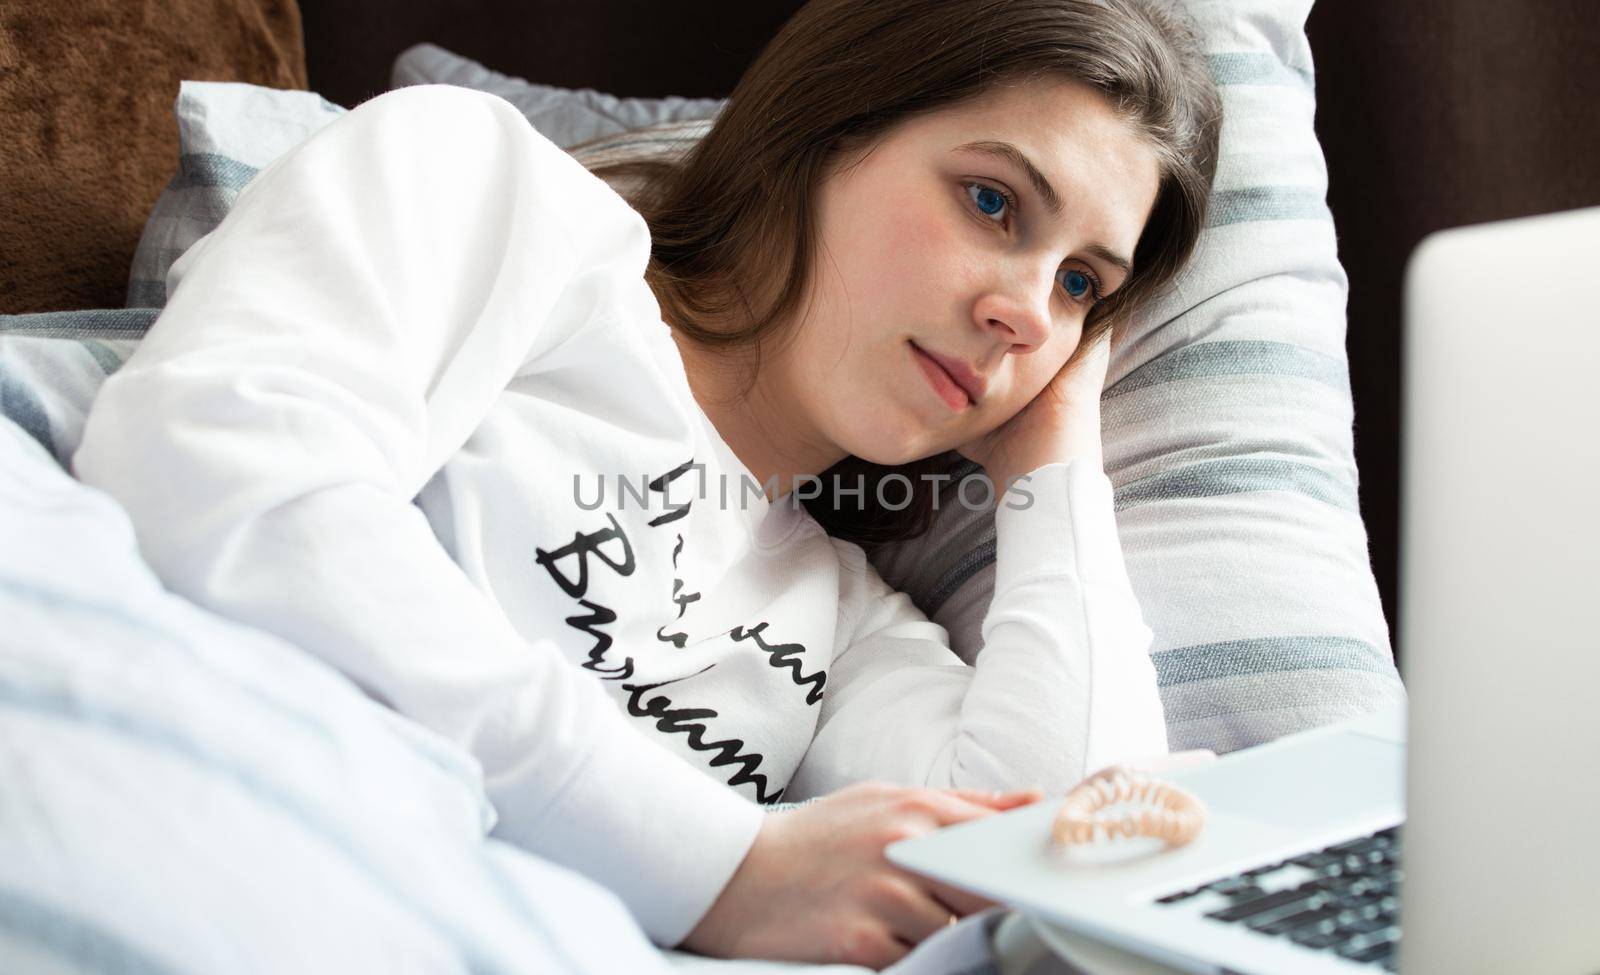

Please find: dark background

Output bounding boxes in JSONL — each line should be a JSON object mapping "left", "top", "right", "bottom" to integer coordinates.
{"left": 300, "top": 0, "right": 1600, "bottom": 665}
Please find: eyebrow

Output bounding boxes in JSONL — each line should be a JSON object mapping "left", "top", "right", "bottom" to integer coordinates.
{"left": 954, "top": 139, "right": 1135, "bottom": 278}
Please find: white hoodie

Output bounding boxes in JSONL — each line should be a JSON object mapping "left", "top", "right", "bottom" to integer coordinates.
{"left": 74, "top": 85, "right": 1167, "bottom": 947}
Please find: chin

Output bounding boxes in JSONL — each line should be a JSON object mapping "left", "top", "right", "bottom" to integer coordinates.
{"left": 834, "top": 399, "right": 953, "bottom": 467}
{"left": 851, "top": 445, "right": 920, "bottom": 467}
{"left": 846, "top": 433, "right": 949, "bottom": 469}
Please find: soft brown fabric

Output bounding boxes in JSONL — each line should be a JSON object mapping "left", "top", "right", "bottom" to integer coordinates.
{"left": 0, "top": 1, "right": 307, "bottom": 313}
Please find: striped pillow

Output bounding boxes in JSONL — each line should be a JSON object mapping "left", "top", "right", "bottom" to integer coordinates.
{"left": 0, "top": 313, "right": 147, "bottom": 469}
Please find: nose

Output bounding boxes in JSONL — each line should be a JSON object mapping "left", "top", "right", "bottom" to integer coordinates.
{"left": 973, "top": 262, "right": 1055, "bottom": 353}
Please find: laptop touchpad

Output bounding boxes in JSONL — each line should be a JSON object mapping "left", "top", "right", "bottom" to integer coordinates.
{"left": 1171, "top": 732, "right": 1404, "bottom": 832}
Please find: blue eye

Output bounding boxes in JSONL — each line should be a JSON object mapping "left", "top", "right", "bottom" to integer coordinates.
{"left": 964, "top": 180, "right": 1105, "bottom": 306}
{"left": 1061, "top": 269, "right": 1092, "bottom": 299}
{"left": 969, "top": 183, "right": 1008, "bottom": 217}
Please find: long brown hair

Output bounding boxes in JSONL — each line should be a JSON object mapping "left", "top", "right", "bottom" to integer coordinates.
{"left": 574, "top": 0, "right": 1222, "bottom": 551}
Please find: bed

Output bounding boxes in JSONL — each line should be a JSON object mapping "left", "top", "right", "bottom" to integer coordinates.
{"left": 0, "top": 0, "right": 1421, "bottom": 971}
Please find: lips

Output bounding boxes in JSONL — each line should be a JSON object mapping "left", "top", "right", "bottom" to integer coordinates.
{"left": 910, "top": 341, "right": 980, "bottom": 411}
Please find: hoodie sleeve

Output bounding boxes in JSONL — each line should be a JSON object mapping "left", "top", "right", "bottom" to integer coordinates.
{"left": 786, "top": 459, "right": 1168, "bottom": 799}
{"left": 73, "top": 85, "right": 762, "bottom": 947}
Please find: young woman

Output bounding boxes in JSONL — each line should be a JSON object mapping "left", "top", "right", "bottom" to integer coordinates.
{"left": 75, "top": 0, "right": 1220, "bottom": 968}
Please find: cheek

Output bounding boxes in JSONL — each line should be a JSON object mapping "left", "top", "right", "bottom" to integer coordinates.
{"left": 831, "top": 187, "right": 964, "bottom": 312}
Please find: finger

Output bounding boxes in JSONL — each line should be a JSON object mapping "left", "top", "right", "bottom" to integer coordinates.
{"left": 921, "top": 875, "right": 999, "bottom": 917}
{"left": 887, "top": 863, "right": 997, "bottom": 921}
{"left": 1083, "top": 327, "right": 1114, "bottom": 361}
{"left": 1079, "top": 334, "right": 1112, "bottom": 372}
{"left": 910, "top": 790, "right": 1005, "bottom": 828}
{"left": 842, "top": 925, "right": 909, "bottom": 971}
{"left": 1055, "top": 338, "right": 1113, "bottom": 391}
{"left": 944, "top": 787, "right": 1044, "bottom": 810}
{"left": 869, "top": 874, "right": 961, "bottom": 945}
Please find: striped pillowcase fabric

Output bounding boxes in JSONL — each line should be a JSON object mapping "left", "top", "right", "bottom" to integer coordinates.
{"left": 0, "top": 321, "right": 146, "bottom": 469}
{"left": 125, "top": 82, "right": 346, "bottom": 309}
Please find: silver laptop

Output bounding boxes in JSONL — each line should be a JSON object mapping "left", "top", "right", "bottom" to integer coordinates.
{"left": 888, "top": 205, "right": 1600, "bottom": 974}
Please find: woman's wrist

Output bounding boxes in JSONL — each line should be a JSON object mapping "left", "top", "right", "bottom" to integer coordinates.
{"left": 988, "top": 427, "right": 1104, "bottom": 496}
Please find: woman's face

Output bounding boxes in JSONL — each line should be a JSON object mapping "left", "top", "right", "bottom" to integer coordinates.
{"left": 771, "top": 77, "right": 1162, "bottom": 467}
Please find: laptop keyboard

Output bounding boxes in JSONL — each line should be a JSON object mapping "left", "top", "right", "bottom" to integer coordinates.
{"left": 1154, "top": 825, "right": 1403, "bottom": 971}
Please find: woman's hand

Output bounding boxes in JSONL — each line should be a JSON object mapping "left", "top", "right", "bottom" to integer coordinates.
{"left": 956, "top": 327, "right": 1113, "bottom": 493}
{"left": 681, "top": 781, "right": 1043, "bottom": 969}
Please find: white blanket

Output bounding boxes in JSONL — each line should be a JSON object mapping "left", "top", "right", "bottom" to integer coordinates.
{"left": 0, "top": 414, "right": 1004, "bottom": 974}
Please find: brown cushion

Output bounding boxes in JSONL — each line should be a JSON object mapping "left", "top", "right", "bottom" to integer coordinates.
{"left": 0, "top": 1, "right": 307, "bottom": 313}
